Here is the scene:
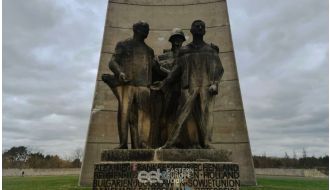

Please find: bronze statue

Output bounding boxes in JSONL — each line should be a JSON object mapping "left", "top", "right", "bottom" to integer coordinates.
{"left": 104, "top": 21, "right": 154, "bottom": 149}
{"left": 149, "top": 28, "right": 186, "bottom": 147}
{"left": 154, "top": 20, "right": 224, "bottom": 149}
{"left": 103, "top": 20, "right": 223, "bottom": 149}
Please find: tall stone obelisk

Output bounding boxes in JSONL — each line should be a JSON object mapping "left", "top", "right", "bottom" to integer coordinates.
{"left": 80, "top": 0, "right": 256, "bottom": 186}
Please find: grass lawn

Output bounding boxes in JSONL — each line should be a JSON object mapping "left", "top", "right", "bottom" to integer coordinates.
{"left": 2, "top": 175, "right": 329, "bottom": 190}
{"left": 242, "top": 176, "right": 329, "bottom": 190}
{"left": 2, "top": 175, "right": 88, "bottom": 190}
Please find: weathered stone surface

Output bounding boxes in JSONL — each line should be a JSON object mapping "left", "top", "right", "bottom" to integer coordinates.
{"left": 110, "top": 0, "right": 225, "bottom": 6}
{"left": 86, "top": 111, "right": 135, "bottom": 144}
{"left": 101, "top": 149, "right": 231, "bottom": 162}
{"left": 96, "top": 53, "right": 113, "bottom": 81}
{"left": 86, "top": 110, "right": 118, "bottom": 143}
{"left": 97, "top": 52, "right": 237, "bottom": 84}
{"left": 107, "top": 1, "right": 229, "bottom": 29}
{"left": 158, "top": 149, "right": 231, "bottom": 162}
{"left": 214, "top": 80, "right": 244, "bottom": 111}
{"left": 102, "top": 26, "right": 233, "bottom": 55}
{"left": 211, "top": 143, "right": 256, "bottom": 186}
{"left": 81, "top": 0, "right": 256, "bottom": 186}
{"left": 92, "top": 81, "right": 118, "bottom": 111}
{"left": 212, "top": 110, "right": 249, "bottom": 143}
{"left": 101, "top": 149, "right": 155, "bottom": 161}
{"left": 93, "top": 162, "right": 240, "bottom": 189}
{"left": 79, "top": 142, "right": 119, "bottom": 186}
{"left": 220, "top": 52, "right": 238, "bottom": 81}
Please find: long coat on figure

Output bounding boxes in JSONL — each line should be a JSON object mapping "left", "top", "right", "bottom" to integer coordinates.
{"left": 161, "top": 41, "right": 224, "bottom": 148}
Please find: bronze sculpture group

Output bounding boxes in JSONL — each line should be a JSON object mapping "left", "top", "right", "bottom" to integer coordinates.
{"left": 102, "top": 20, "right": 224, "bottom": 149}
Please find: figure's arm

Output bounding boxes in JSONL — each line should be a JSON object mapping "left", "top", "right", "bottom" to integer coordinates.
{"left": 150, "top": 59, "right": 182, "bottom": 91}
{"left": 152, "top": 57, "right": 168, "bottom": 78}
{"left": 212, "top": 55, "right": 224, "bottom": 83}
{"left": 210, "top": 44, "right": 224, "bottom": 83}
{"left": 109, "top": 42, "right": 125, "bottom": 80}
{"left": 209, "top": 53, "right": 224, "bottom": 95}
{"left": 163, "top": 59, "right": 182, "bottom": 85}
{"left": 109, "top": 57, "right": 122, "bottom": 76}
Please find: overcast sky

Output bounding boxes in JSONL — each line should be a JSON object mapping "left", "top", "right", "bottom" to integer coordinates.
{"left": 3, "top": 0, "right": 329, "bottom": 158}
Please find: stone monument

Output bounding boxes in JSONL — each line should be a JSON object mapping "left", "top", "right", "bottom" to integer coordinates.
{"left": 80, "top": 0, "right": 256, "bottom": 187}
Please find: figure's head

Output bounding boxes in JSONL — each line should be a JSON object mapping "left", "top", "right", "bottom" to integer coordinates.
{"left": 190, "top": 20, "right": 206, "bottom": 37}
{"left": 133, "top": 21, "right": 149, "bottom": 39}
{"left": 169, "top": 28, "right": 186, "bottom": 49}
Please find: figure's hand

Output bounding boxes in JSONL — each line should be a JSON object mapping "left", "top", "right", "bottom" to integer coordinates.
{"left": 208, "top": 84, "right": 218, "bottom": 95}
{"left": 118, "top": 72, "right": 126, "bottom": 82}
{"left": 102, "top": 74, "right": 111, "bottom": 82}
{"left": 150, "top": 81, "right": 163, "bottom": 91}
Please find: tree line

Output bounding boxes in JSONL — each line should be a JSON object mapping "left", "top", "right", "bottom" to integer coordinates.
{"left": 3, "top": 146, "right": 328, "bottom": 172}
{"left": 3, "top": 146, "right": 82, "bottom": 169}
{"left": 253, "top": 150, "right": 328, "bottom": 175}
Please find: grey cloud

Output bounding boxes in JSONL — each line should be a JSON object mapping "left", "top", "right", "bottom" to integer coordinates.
{"left": 228, "top": 0, "right": 328, "bottom": 156}
{"left": 3, "top": 0, "right": 108, "bottom": 156}
{"left": 3, "top": 0, "right": 328, "bottom": 157}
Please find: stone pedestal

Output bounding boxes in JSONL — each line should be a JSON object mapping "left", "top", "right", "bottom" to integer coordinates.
{"left": 101, "top": 149, "right": 231, "bottom": 162}
{"left": 93, "top": 149, "right": 240, "bottom": 190}
{"left": 80, "top": 0, "right": 256, "bottom": 186}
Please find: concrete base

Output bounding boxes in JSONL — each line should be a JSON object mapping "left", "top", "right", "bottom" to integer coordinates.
{"left": 93, "top": 162, "right": 240, "bottom": 190}
{"left": 93, "top": 149, "right": 239, "bottom": 189}
{"left": 101, "top": 149, "right": 231, "bottom": 162}
{"left": 80, "top": 0, "right": 256, "bottom": 186}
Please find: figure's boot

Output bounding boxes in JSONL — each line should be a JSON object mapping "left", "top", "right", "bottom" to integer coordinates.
{"left": 117, "top": 113, "right": 129, "bottom": 149}
{"left": 160, "top": 140, "right": 177, "bottom": 149}
{"left": 116, "top": 118, "right": 128, "bottom": 149}
{"left": 160, "top": 144, "right": 173, "bottom": 149}
{"left": 130, "top": 124, "right": 139, "bottom": 149}
{"left": 114, "top": 144, "right": 128, "bottom": 149}
{"left": 202, "top": 143, "right": 214, "bottom": 149}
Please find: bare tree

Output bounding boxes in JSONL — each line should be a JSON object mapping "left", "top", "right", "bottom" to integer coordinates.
{"left": 284, "top": 152, "right": 289, "bottom": 159}
{"left": 71, "top": 148, "right": 83, "bottom": 168}
{"left": 302, "top": 148, "right": 307, "bottom": 158}
{"left": 73, "top": 148, "right": 83, "bottom": 161}
{"left": 293, "top": 150, "right": 297, "bottom": 160}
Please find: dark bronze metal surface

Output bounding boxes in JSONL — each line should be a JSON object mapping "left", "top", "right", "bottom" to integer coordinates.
{"left": 103, "top": 20, "right": 224, "bottom": 149}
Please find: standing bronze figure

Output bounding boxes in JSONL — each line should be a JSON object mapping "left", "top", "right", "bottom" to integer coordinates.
{"left": 106, "top": 21, "right": 154, "bottom": 149}
{"left": 149, "top": 28, "right": 186, "bottom": 147}
{"left": 155, "top": 20, "right": 224, "bottom": 149}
